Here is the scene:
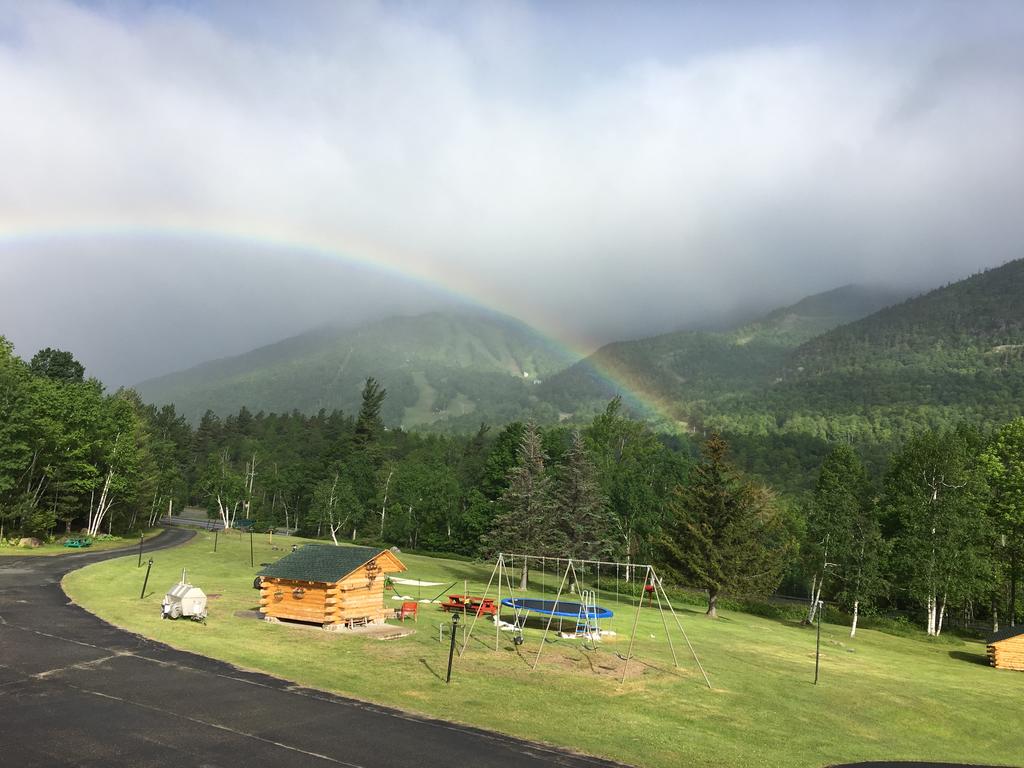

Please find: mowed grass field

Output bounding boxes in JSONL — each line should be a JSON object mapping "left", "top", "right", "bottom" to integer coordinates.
{"left": 0, "top": 527, "right": 165, "bottom": 557}
{"left": 63, "top": 531, "right": 1023, "bottom": 768}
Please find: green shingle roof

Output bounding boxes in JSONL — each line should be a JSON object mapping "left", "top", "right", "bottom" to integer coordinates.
{"left": 987, "top": 625, "right": 1024, "bottom": 644}
{"left": 258, "top": 544, "right": 387, "bottom": 584}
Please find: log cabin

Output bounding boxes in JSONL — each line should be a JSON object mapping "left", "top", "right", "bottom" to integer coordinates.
{"left": 986, "top": 625, "right": 1024, "bottom": 671}
{"left": 258, "top": 544, "right": 405, "bottom": 630}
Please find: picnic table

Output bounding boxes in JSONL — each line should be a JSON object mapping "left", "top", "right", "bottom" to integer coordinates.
{"left": 439, "top": 594, "right": 498, "bottom": 617}
{"left": 63, "top": 538, "right": 92, "bottom": 548}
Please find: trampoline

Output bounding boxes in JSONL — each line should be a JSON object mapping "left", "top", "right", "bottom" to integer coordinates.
{"left": 501, "top": 597, "right": 613, "bottom": 619}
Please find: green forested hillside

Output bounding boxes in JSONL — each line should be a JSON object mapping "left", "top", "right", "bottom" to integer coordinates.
{"left": 539, "top": 283, "right": 908, "bottom": 422}
{"left": 137, "top": 260, "right": 1024, "bottom": 477}
{"left": 706, "top": 260, "right": 1024, "bottom": 443}
{"left": 533, "top": 264, "right": 1024, "bottom": 494}
{"left": 136, "top": 311, "right": 578, "bottom": 426}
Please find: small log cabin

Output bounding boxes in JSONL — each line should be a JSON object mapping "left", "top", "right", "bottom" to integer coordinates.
{"left": 258, "top": 544, "right": 405, "bottom": 630}
{"left": 986, "top": 625, "right": 1024, "bottom": 671}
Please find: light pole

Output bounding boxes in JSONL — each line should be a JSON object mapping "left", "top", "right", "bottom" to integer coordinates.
{"left": 446, "top": 612, "right": 460, "bottom": 684}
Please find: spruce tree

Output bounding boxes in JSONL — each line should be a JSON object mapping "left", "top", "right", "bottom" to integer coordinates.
{"left": 354, "top": 377, "right": 386, "bottom": 447}
{"left": 488, "top": 422, "right": 563, "bottom": 588}
{"left": 552, "top": 430, "right": 613, "bottom": 560}
{"left": 660, "top": 433, "right": 790, "bottom": 617}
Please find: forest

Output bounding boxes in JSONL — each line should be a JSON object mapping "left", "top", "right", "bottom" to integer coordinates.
{"left": 2, "top": 335, "right": 1022, "bottom": 637}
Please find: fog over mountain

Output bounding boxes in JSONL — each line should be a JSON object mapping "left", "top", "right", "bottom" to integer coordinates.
{"left": 1, "top": 1, "right": 1022, "bottom": 385}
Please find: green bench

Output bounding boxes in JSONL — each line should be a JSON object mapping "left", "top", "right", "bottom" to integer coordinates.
{"left": 64, "top": 538, "right": 92, "bottom": 548}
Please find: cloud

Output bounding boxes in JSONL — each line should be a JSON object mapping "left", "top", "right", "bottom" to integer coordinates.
{"left": 1, "top": 0, "right": 1023, "bottom": 370}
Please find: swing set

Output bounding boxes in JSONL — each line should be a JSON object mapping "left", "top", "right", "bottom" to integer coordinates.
{"left": 459, "top": 552, "right": 711, "bottom": 687}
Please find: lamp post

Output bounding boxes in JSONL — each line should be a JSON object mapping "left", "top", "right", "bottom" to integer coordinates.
{"left": 446, "top": 612, "right": 460, "bottom": 684}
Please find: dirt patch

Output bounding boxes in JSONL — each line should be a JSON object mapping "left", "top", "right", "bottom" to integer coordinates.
{"left": 329, "top": 624, "right": 417, "bottom": 641}
{"left": 245, "top": 612, "right": 416, "bottom": 641}
{"left": 536, "top": 648, "right": 647, "bottom": 680}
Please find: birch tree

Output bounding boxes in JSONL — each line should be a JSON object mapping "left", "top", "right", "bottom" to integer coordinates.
{"left": 201, "top": 450, "right": 244, "bottom": 530}
{"left": 311, "top": 473, "right": 358, "bottom": 545}
{"left": 804, "top": 445, "right": 886, "bottom": 634}
{"left": 886, "top": 427, "right": 990, "bottom": 636}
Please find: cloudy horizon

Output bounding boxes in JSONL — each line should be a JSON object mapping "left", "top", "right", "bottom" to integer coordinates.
{"left": 2, "top": 0, "right": 1023, "bottom": 384}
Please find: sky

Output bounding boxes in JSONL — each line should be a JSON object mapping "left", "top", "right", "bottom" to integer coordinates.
{"left": 1, "top": 0, "right": 1023, "bottom": 385}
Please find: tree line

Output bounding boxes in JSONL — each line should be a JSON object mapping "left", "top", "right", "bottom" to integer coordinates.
{"left": 2, "top": 339, "right": 1021, "bottom": 635}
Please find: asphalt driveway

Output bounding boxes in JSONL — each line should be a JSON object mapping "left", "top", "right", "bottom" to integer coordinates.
{"left": 0, "top": 529, "right": 622, "bottom": 767}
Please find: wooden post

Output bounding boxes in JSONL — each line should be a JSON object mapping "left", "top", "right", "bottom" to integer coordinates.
{"left": 140, "top": 559, "right": 153, "bottom": 599}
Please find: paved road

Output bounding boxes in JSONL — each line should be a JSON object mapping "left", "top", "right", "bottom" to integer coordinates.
{"left": 0, "top": 529, "right": 623, "bottom": 768}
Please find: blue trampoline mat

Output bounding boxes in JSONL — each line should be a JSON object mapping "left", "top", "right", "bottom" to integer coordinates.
{"left": 501, "top": 597, "right": 613, "bottom": 619}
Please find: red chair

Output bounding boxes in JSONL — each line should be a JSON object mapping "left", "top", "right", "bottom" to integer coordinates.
{"left": 399, "top": 601, "right": 419, "bottom": 622}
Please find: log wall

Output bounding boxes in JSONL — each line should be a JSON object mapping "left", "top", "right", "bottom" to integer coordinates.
{"left": 332, "top": 568, "right": 389, "bottom": 625}
{"left": 260, "top": 579, "right": 329, "bottom": 624}
{"left": 259, "top": 550, "right": 405, "bottom": 628}
{"left": 988, "top": 635, "right": 1024, "bottom": 671}
{"left": 259, "top": 566, "right": 393, "bottom": 626}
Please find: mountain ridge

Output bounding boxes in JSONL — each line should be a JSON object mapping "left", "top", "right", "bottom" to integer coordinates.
{"left": 134, "top": 261, "right": 1024, "bottom": 444}
{"left": 537, "top": 282, "right": 911, "bottom": 421}
{"left": 136, "top": 309, "right": 579, "bottom": 426}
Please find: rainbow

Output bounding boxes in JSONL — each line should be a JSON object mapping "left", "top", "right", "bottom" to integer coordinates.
{"left": 0, "top": 221, "right": 687, "bottom": 430}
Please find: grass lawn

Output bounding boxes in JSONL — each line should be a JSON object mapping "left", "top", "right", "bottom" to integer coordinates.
{"left": 63, "top": 531, "right": 1023, "bottom": 768}
{"left": 0, "top": 527, "right": 165, "bottom": 557}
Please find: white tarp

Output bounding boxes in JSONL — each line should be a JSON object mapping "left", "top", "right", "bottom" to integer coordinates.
{"left": 389, "top": 577, "right": 445, "bottom": 587}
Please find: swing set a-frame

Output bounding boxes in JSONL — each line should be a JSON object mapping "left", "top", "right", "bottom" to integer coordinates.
{"left": 459, "top": 552, "right": 712, "bottom": 688}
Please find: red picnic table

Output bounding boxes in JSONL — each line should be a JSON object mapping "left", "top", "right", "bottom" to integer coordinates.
{"left": 439, "top": 594, "right": 498, "bottom": 617}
